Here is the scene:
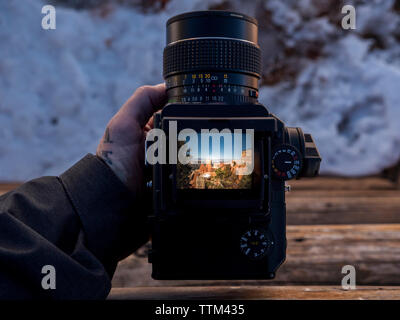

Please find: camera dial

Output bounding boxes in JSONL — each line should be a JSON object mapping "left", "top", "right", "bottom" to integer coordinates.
{"left": 240, "top": 229, "right": 273, "bottom": 260}
{"left": 271, "top": 144, "right": 302, "bottom": 180}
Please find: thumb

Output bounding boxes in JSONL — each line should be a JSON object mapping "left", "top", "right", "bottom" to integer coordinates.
{"left": 120, "top": 83, "right": 167, "bottom": 127}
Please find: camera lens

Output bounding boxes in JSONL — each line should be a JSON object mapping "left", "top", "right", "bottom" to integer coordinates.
{"left": 163, "top": 11, "right": 261, "bottom": 104}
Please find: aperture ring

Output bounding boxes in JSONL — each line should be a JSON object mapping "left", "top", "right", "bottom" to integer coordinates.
{"left": 163, "top": 38, "right": 261, "bottom": 78}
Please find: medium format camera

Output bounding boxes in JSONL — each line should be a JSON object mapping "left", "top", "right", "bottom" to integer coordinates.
{"left": 144, "top": 11, "right": 321, "bottom": 280}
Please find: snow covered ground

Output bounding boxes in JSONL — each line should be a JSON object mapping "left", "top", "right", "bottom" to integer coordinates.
{"left": 0, "top": 0, "right": 399, "bottom": 181}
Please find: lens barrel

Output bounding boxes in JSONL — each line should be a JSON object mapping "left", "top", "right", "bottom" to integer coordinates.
{"left": 163, "top": 11, "right": 261, "bottom": 104}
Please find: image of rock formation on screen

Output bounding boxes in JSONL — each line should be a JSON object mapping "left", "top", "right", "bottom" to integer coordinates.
{"left": 177, "top": 150, "right": 253, "bottom": 189}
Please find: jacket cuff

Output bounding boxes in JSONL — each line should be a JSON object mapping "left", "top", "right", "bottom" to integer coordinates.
{"left": 59, "top": 154, "right": 149, "bottom": 274}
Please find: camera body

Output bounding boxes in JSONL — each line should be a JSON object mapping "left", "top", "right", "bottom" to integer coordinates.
{"left": 146, "top": 102, "right": 320, "bottom": 279}
{"left": 144, "top": 11, "right": 321, "bottom": 280}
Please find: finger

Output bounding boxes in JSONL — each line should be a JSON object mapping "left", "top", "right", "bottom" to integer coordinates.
{"left": 121, "top": 83, "right": 167, "bottom": 127}
{"left": 144, "top": 124, "right": 152, "bottom": 133}
{"left": 144, "top": 116, "right": 155, "bottom": 132}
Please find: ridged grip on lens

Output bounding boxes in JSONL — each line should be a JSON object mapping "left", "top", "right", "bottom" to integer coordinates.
{"left": 163, "top": 38, "right": 261, "bottom": 78}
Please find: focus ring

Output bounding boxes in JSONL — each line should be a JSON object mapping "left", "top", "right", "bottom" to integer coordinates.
{"left": 163, "top": 38, "right": 261, "bottom": 78}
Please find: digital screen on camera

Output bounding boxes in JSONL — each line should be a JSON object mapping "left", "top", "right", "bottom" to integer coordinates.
{"left": 176, "top": 132, "right": 256, "bottom": 190}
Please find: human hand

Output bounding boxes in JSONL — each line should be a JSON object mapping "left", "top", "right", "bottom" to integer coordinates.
{"left": 96, "top": 84, "right": 167, "bottom": 193}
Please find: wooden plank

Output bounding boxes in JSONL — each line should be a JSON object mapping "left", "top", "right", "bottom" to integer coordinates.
{"left": 286, "top": 193, "right": 400, "bottom": 225}
{"left": 0, "top": 177, "right": 395, "bottom": 195}
{"left": 289, "top": 177, "right": 395, "bottom": 190}
{"left": 287, "top": 211, "right": 400, "bottom": 225}
{"left": 275, "top": 224, "right": 400, "bottom": 285}
{"left": 285, "top": 178, "right": 400, "bottom": 225}
{"left": 287, "top": 189, "right": 400, "bottom": 198}
{"left": 112, "top": 224, "right": 400, "bottom": 287}
{"left": 2, "top": 183, "right": 399, "bottom": 225}
{"left": 108, "top": 285, "right": 400, "bottom": 300}
{"left": 2, "top": 180, "right": 400, "bottom": 225}
{"left": 0, "top": 177, "right": 395, "bottom": 191}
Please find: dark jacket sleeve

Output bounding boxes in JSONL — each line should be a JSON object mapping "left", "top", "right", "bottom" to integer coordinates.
{"left": 0, "top": 154, "right": 149, "bottom": 300}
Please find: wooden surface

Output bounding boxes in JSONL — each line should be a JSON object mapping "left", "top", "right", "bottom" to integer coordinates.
{"left": 110, "top": 177, "right": 400, "bottom": 287}
{"left": 109, "top": 286, "right": 400, "bottom": 300}
{"left": 2, "top": 177, "right": 400, "bottom": 299}
{"left": 111, "top": 223, "right": 400, "bottom": 287}
{"left": 286, "top": 177, "right": 400, "bottom": 225}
